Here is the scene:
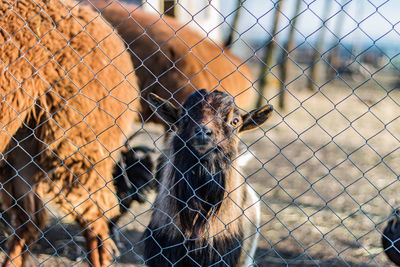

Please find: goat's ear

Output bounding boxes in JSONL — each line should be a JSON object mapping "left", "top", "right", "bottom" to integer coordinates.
{"left": 148, "top": 93, "right": 179, "bottom": 124}
{"left": 239, "top": 105, "right": 273, "bottom": 133}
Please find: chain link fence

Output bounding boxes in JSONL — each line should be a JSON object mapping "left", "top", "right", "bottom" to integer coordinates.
{"left": 0, "top": 0, "right": 399, "bottom": 266}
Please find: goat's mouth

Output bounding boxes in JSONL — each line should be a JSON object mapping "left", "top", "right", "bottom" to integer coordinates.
{"left": 191, "top": 144, "right": 215, "bottom": 154}
{"left": 188, "top": 140, "right": 216, "bottom": 155}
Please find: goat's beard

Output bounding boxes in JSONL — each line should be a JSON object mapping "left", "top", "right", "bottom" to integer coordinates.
{"left": 171, "top": 140, "right": 232, "bottom": 239}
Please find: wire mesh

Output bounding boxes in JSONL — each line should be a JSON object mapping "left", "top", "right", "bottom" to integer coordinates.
{"left": 0, "top": 0, "right": 398, "bottom": 266}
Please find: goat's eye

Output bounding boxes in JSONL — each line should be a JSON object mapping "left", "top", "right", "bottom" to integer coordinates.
{"left": 231, "top": 118, "right": 239, "bottom": 126}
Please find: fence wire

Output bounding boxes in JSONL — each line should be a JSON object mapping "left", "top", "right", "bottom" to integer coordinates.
{"left": 0, "top": 0, "right": 398, "bottom": 266}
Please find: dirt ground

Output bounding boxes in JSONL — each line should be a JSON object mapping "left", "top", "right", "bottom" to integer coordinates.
{"left": 0, "top": 70, "right": 399, "bottom": 266}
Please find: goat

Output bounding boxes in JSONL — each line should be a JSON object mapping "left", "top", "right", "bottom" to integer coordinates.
{"left": 143, "top": 90, "right": 273, "bottom": 266}
{"left": 86, "top": 0, "right": 257, "bottom": 125}
{"left": 110, "top": 145, "right": 154, "bottom": 228}
{"left": 382, "top": 209, "right": 400, "bottom": 266}
{"left": 0, "top": 0, "right": 139, "bottom": 266}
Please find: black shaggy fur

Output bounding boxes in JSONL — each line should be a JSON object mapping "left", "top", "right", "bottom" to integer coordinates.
{"left": 110, "top": 145, "right": 155, "bottom": 229}
{"left": 382, "top": 210, "right": 400, "bottom": 266}
{"left": 143, "top": 225, "right": 243, "bottom": 267}
{"left": 172, "top": 144, "right": 228, "bottom": 235}
{"left": 143, "top": 155, "right": 244, "bottom": 267}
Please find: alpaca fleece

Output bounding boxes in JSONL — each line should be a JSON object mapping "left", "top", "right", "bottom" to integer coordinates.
{"left": 0, "top": 0, "right": 138, "bottom": 265}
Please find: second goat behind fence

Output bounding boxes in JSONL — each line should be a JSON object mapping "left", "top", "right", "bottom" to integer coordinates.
{"left": 143, "top": 89, "right": 273, "bottom": 266}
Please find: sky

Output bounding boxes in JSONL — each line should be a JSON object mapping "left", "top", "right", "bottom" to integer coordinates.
{"left": 218, "top": 0, "right": 400, "bottom": 56}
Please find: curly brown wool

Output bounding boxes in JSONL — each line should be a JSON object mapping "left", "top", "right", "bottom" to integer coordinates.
{"left": 0, "top": 0, "right": 139, "bottom": 266}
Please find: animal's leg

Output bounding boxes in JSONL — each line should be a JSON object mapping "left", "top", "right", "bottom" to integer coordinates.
{"left": 82, "top": 226, "right": 101, "bottom": 267}
{"left": 2, "top": 183, "right": 47, "bottom": 267}
{"left": 0, "top": 99, "right": 32, "bottom": 266}
{"left": 0, "top": 134, "right": 47, "bottom": 267}
{"left": 77, "top": 216, "right": 116, "bottom": 267}
{"left": 42, "top": 119, "right": 122, "bottom": 266}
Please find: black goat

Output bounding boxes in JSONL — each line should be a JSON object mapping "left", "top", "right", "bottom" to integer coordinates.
{"left": 382, "top": 209, "right": 400, "bottom": 266}
{"left": 110, "top": 145, "right": 155, "bottom": 230}
{"left": 143, "top": 89, "right": 273, "bottom": 266}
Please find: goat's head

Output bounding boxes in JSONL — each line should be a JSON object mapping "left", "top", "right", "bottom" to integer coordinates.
{"left": 148, "top": 89, "right": 273, "bottom": 158}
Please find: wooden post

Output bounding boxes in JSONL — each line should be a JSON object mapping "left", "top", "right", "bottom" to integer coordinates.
{"left": 278, "top": 0, "right": 302, "bottom": 109}
{"left": 255, "top": 0, "right": 284, "bottom": 108}
{"left": 224, "top": 0, "right": 243, "bottom": 47}
{"left": 164, "top": 0, "right": 175, "bottom": 17}
{"left": 307, "top": 1, "right": 332, "bottom": 91}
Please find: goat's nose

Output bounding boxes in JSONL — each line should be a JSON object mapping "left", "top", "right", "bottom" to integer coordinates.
{"left": 203, "top": 126, "right": 212, "bottom": 137}
{"left": 195, "top": 125, "right": 212, "bottom": 139}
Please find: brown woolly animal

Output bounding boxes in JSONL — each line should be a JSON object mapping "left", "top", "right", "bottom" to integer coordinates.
{"left": 144, "top": 90, "right": 273, "bottom": 266}
{"left": 86, "top": 0, "right": 256, "bottom": 124}
{"left": 0, "top": 0, "right": 138, "bottom": 266}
